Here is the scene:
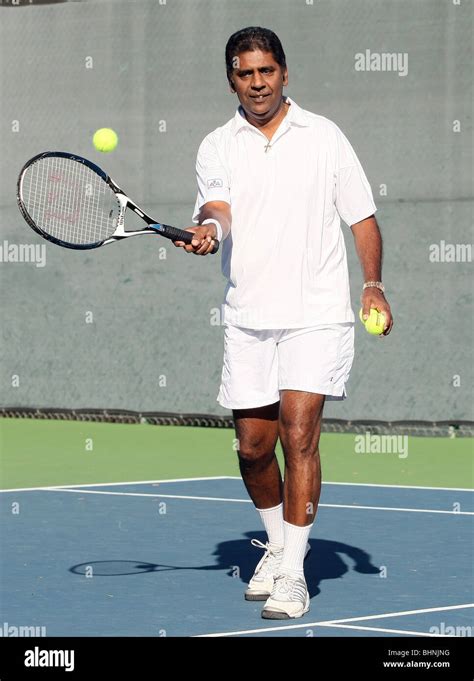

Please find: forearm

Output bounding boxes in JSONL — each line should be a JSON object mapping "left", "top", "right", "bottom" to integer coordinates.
{"left": 351, "top": 215, "right": 393, "bottom": 335}
{"left": 350, "top": 215, "right": 382, "bottom": 282}
{"left": 199, "top": 201, "right": 232, "bottom": 241}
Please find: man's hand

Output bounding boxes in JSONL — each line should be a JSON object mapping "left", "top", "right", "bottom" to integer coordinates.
{"left": 173, "top": 224, "right": 217, "bottom": 256}
{"left": 361, "top": 288, "right": 393, "bottom": 336}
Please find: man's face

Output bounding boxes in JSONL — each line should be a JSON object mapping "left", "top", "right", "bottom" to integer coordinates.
{"left": 229, "top": 49, "right": 288, "bottom": 123}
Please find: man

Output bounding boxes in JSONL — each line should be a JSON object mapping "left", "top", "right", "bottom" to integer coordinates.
{"left": 174, "top": 26, "right": 393, "bottom": 619}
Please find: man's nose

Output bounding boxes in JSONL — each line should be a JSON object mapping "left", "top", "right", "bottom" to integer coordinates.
{"left": 251, "top": 74, "right": 266, "bottom": 90}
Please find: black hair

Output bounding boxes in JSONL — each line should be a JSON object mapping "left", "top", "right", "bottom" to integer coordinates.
{"left": 225, "top": 26, "right": 287, "bottom": 85}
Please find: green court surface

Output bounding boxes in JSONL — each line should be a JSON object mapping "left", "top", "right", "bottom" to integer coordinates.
{"left": 1, "top": 418, "right": 472, "bottom": 490}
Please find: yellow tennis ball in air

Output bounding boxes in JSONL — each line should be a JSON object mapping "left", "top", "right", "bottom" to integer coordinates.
{"left": 359, "top": 308, "right": 386, "bottom": 335}
{"left": 93, "top": 128, "right": 118, "bottom": 153}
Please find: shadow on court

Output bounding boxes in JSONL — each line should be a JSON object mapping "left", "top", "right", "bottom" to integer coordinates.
{"left": 215, "top": 533, "right": 381, "bottom": 598}
{"left": 69, "top": 533, "right": 380, "bottom": 599}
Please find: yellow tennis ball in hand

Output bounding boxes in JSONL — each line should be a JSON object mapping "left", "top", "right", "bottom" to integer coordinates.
{"left": 93, "top": 128, "right": 118, "bottom": 153}
{"left": 359, "top": 308, "right": 386, "bottom": 335}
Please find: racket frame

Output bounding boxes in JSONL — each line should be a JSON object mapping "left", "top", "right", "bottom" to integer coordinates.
{"left": 17, "top": 151, "right": 216, "bottom": 251}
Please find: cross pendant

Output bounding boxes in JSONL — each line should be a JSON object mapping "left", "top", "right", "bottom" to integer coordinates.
{"left": 264, "top": 141, "right": 272, "bottom": 153}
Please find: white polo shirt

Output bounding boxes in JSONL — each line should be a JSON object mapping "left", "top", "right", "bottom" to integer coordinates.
{"left": 192, "top": 96, "right": 377, "bottom": 329}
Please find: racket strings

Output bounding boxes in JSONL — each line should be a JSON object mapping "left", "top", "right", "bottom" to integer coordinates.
{"left": 21, "top": 156, "right": 119, "bottom": 245}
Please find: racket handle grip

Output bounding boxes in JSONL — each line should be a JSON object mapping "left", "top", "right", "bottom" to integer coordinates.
{"left": 152, "top": 223, "right": 220, "bottom": 254}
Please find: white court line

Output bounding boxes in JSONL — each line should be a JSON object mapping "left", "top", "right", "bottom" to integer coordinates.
{"left": 323, "top": 481, "right": 474, "bottom": 493}
{"left": 0, "top": 476, "right": 233, "bottom": 494}
{"left": 326, "top": 602, "right": 474, "bottom": 624}
{"left": 226, "top": 477, "right": 474, "bottom": 493}
{"left": 195, "top": 603, "right": 474, "bottom": 637}
{"left": 313, "top": 624, "right": 448, "bottom": 637}
{"left": 43, "top": 488, "right": 252, "bottom": 503}
{"left": 320, "top": 503, "right": 473, "bottom": 516}
{"left": 37, "top": 488, "right": 474, "bottom": 515}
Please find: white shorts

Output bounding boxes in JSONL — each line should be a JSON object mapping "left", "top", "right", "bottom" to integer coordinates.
{"left": 217, "top": 323, "right": 355, "bottom": 410}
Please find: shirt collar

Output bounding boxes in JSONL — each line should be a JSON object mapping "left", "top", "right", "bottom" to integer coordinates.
{"left": 231, "top": 96, "right": 310, "bottom": 136}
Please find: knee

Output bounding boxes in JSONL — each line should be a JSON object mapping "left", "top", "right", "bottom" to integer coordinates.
{"left": 237, "top": 435, "right": 276, "bottom": 466}
{"left": 279, "top": 421, "right": 318, "bottom": 460}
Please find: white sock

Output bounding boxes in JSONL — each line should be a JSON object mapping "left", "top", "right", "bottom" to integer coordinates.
{"left": 256, "top": 502, "right": 284, "bottom": 549}
{"left": 279, "top": 520, "right": 313, "bottom": 576}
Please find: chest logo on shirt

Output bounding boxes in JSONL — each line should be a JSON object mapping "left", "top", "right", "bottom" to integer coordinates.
{"left": 207, "top": 178, "right": 223, "bottom": 189}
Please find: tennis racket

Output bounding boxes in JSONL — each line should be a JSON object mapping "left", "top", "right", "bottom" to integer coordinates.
{"left": 17, "top": 151, "right": 219, "bottom": 253}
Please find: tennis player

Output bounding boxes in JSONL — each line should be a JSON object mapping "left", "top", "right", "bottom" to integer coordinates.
{"left": 175, "top": 26, "right": 393, "bottom": 619}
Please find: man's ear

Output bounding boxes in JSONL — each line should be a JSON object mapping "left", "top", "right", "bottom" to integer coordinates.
{"left": 229, "top": 80, "right": 236, "bottom": 93}
{"left": 282, "top": 69, "right": 289, "bottom": 86}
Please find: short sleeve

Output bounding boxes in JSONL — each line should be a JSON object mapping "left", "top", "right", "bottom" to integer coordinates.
{"left": 334, "top": 125, "right": 377, "bottom": 226}
{"left": 192, "top": 135, "right": 231, "bottom": 223}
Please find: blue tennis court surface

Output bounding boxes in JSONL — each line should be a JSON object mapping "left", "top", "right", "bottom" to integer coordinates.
{"left": 1, "top": 478, "right": 472, "bottom": 637}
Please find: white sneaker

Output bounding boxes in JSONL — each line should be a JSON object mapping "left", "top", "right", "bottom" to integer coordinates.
{"left": 261, "top": 571, "right": 310, "bottom": 619}
{"left": 245, "top": 539, "right": 311, "bottom": 602}
{"left": 245, "top": 540, "right": 284, "bottom": 601}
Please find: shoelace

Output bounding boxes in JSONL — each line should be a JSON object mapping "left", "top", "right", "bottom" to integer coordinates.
{"left": 272, "top": 573, "right": 306, "bottom": 601}
{"left": 250, "top": 539, "right": 283, "bottom": 579}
